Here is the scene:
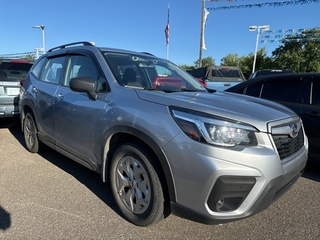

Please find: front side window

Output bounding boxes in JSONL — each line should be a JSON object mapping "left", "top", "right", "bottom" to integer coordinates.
{"left": 64, "top": 55, "right": 106, "bottom": 92}
{"left": 244, "top": 82, "right": 263, "bottom": 97}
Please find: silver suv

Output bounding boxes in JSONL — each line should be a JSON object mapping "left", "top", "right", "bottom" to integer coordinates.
{"left": 19, "top": 42, "right": 308, "bottom": 227}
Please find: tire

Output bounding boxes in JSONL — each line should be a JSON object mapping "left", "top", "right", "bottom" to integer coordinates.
{"left": 23, "top": 112, "right": 42, "bottom": 153}
{"left": 110, "top": 142, "right": 165, "bottom": 226}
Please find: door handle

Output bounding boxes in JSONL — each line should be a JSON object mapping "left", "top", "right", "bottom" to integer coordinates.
{"left": 56, "top": 93, "right": 64, "bottom": 101}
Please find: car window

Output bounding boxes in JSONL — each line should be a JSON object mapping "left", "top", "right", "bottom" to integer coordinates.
{"left": 64, "top": 55, "right": 106, "bottom": 92}
{"left": 41, "top": 56, "right": 66, "bottom": 84}
{"left": 311, "top": 77, "right": 320, "bottom": 105}
{"left": 261, "top": 77, "right": 302, "bottom": 103}
{"left": 0, "top": 61, "right": 32, "bottom": 80}
{"left": 244, "top": 82, "right": 263, "bottom": 97}
{"left": 31, "top": 57, "right": 46, "bottom": 79}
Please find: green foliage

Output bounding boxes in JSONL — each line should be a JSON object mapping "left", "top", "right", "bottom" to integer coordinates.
{"left": 24, "top": 55, "right": 36, "bottom": 61}
{"left": 219, "top": 48, "right": 274, "bottom": 79}
{"left": 220, "top": 53, "right": 241, "bottom": 66}
{"left": 188, "top": 27, "right": 320, "bottom": 77}
{"left": 194, "top": 56, "right": 215, "bottom": 68}
{"left": 179, "top": 64, "right": 195, "bottom": 70}
{"left": 272, "top": 28, "right": 320, "bottom": 72}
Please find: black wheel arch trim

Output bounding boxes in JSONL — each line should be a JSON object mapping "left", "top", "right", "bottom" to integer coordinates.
{"left": 101, "top": 125, "right": 176, "bottom": 202}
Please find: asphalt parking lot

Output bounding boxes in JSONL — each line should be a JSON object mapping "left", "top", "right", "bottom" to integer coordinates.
{"left": 0, "top": 118, "right": 320, "bottom": 240}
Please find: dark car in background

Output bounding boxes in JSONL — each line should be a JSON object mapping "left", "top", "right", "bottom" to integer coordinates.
{"left": 0, "top": 59, "right": 33, "bottom": 118}
{"left": 226, "top": 72, "right": 320, "bottom": 164}
{"left": 249, "top": 69, "right": 295, "bottom": 79}
{"left": 187, "top": 66, "right": 246, "bottom": 91}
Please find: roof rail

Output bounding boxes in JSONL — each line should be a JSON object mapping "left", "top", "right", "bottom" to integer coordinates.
{"left": 48, "top": 41, "right": 95, "bottom": 52}
{"left": 140, "top": 52, "right": 154, "bottom": 56}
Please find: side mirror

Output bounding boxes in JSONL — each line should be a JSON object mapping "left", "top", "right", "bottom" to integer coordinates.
{"left": 69, "top": 77, "right": 98, "bottom": 100}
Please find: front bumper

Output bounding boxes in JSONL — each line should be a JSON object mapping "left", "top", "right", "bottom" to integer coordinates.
{"left": 170, "top": 160, "right": 305, "bottom": 224}
{"left": 164, "top": 129, "right": 308, "bottom": 224}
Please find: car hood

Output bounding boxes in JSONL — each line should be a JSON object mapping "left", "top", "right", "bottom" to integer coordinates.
{"left": 136, "top": 90, "right": 297, "bottom": 132}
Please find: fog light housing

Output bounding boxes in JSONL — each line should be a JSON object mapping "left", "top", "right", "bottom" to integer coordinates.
{"left": 208, "top": 176, "right": 256, "bottom": 212}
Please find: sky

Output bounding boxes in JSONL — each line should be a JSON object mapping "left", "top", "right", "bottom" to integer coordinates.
{"left": 0, "top": 0, "right": 319, "bottom": 66}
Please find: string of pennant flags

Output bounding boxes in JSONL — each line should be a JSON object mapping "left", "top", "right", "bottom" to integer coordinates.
{"left": 260, "top": 38, "right": 320, "bottom": 43}
{"left": 207, "top": 0, "right": 320, "bottom": 11}
{"left": 261, "top": 28, "right": 320, "bottom": 35}
{"left": 259, "top": 27, "right": 320, "bottom": 43}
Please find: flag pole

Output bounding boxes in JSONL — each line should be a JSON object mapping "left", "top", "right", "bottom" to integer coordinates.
{"left": 198, "top": 0, "right": 205, "bottom": 67}
{"left": 165, "top": 4, "right": 170, "bottom": 60}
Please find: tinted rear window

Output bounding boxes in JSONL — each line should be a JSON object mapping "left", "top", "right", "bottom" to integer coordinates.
{"left": 0, "top": 61, "right": 33, "bottom": 80}
{"left": 261, "top": 78, "right": 302, "bottom": 103}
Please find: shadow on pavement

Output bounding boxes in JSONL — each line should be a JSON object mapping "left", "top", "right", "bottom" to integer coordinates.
{"left": 0, "top": 205, "right": 11, "bottom": 231}
{"left": 6, "top": 121, "right": 121, "bottom": 218}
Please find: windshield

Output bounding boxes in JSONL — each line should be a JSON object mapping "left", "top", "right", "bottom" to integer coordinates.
{"left": 103, "top": 51, "right": 207, "bottom": 92}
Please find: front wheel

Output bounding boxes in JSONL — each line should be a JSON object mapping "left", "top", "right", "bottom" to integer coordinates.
{"left": 110, "top": 142, "right": 166, "bottom": 226}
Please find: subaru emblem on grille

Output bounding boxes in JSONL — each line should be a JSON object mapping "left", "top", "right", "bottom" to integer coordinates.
{"left": 289, "top": 123, "right": 299, "bottom": 138}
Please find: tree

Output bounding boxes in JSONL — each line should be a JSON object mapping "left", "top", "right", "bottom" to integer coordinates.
{"left": 220, "top": 53, "right": 241, "bottom": 66}
{"left": 24, "top": 55, "right": 36, "bottom": 61}
{"left": 219, "top": 48, "right": 274, "bottom": 79}
{"left": 179, "top": 64, "right": 195, "bottom": 70}
{"left": 272, "top": 28, "right": 320, "bottom": 72}
{"left": 194, "top": 56, "right": 215, "bottom": 68}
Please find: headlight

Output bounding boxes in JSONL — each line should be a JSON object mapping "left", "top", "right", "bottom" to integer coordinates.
{"left": 171, "top": 108, "right": 258, "bottom": 147}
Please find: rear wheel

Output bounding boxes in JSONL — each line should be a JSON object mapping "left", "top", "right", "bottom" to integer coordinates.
{"left": 110, "top": 142, "right": 165, "bottom": 226}
{"left": 23, "top": 112, "right": 41, "bottom": 153}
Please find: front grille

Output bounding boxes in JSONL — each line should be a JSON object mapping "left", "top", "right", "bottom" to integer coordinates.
{"left": 272, "top": 128, "right": 304, "bottom": 160}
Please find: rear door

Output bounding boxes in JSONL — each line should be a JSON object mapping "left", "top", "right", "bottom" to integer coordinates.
{"left": 300, "top": 75, "right": 320, "bottom": 161}
{"left": 30, "top": 56, "right": 65, "bottom": 142}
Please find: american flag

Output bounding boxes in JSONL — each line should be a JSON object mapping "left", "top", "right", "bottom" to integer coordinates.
{"left": 164, "top": 5, "right": 170, "bottom": 45}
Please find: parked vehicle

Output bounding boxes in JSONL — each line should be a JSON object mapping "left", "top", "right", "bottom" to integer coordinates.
{"left": 187, "top": 66, "right": 246, "bottom": 91}
{"left": 249, "top": 69, "right": 295, "bottom": 79}
{"left": 226, "top": 72, "right": 319, "bottom": 164}
{"left": 19, "top": 42, "right": 308, "bottom": 227}
{"left": 0, "top": 59, "right": 33, "bottom": 118}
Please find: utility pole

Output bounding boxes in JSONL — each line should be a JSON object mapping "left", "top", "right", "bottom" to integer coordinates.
{"left": 198, "top": 0, "right": 205, "bottom": 68}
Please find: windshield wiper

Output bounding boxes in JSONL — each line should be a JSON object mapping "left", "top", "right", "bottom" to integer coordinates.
{"left": 144, "top": 86, "right": 205, "bottom": 93}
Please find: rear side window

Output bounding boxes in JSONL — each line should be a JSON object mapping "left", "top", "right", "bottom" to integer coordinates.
{"left": 31, "top": 57, "right": 46, "bottom": 79}
{"left": 41, "top": 56, "right": 66, "bottom": 84}
{"left": 261, "top": 77, "right": 302, "bottom": 103}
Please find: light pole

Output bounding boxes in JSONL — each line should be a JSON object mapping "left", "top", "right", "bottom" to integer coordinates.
{"left": 198, "top": 0, "right": 206, "bottom": 68}
{"left": 32, "top": 25, "right": 45, "bottom": 55}
{"left": 249, "top": 25, "right": 270, "bottom": 73}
